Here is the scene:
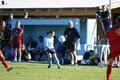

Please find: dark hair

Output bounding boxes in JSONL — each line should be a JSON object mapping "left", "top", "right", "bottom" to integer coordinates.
{"left": 89, "top": 50, "right": 94, "bottom": 53}
{"left": 39, "top": 35, "right": 43, "bottom": 39}
{"left": 47, "top": 30, "right": 54, "bottom": 34}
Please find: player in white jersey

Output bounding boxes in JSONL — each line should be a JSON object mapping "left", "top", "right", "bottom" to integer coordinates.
{"left": 44, "top": 31, "right": 60, "bottom": 69}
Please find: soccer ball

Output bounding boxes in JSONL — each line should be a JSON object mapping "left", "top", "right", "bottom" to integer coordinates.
{"left": 58, "top": 35, "right": 65, "bottom": 43}
{"left": 98, "top": 62, "right": 104, "bottom": 67}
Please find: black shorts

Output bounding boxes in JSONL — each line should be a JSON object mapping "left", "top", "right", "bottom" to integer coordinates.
{"left": 66, "top": 42, "right": 75, "bottom": 51}
{"left": 45, "top": 49, "right": 56, "bottom": 55}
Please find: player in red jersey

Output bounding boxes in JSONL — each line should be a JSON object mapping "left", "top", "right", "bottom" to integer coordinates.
{"left": 12, "top": 21, "right": 23, "bottom": 62}
{"left": 0, "top": 50, "right": 13, "bottom": 71}
{"left": 106, "top": 16, "right": 120, "bottom": 80}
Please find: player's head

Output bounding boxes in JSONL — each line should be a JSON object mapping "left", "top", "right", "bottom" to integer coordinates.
{"left": 39, "top": 35, "right": 43, "bottom": 42}
{"left": 9, "top": 13, "right": 14, "bottom": 19}
{"left": 116, "top": 16, "right": 120, "bottom": 24}
{"left": 48, "top": 30, "right": 55, "bottom": 38}
{"left": 16, "top": 21, "right": 21, "bottom": 28}
{"left": 1, "top": 20, "right": 6, "bottom": 27}
{"left": 68, "top": 21, "right": 73, "bottom": 28}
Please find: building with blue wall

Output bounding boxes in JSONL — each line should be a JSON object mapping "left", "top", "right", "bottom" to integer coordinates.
{"left": 10, "top": 18, "right": 96, "bottom": 60}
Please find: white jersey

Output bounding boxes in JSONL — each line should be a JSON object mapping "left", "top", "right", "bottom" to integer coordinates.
{"left": 44, "top": 36, "right": 54, "bottom": 50}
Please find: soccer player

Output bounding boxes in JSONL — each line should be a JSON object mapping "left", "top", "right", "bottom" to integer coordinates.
{"left": 64, "top": 21, "right": 80, "bottom": 65}
{"left": 44, "top": 31, "right": 60, "bottom": 68}
{"left": 0, "top": 50, "right": 13, "bottom": 71}
{"left": 12, "top": 21, "right": 23, "bottom": 62}
{"left": 106, "top": 16, "right": 120, "bottom": 80}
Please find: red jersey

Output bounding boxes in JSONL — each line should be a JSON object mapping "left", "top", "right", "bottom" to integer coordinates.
{"left": 12, "top": 27, "right": 23, "bottom": 43}
{"left": 105, "top": 25, "right": 120, "bottom": 46}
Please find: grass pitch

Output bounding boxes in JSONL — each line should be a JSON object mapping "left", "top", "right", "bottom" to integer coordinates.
{"left": 0, "top": 61, "right": 120, "bottom": 80}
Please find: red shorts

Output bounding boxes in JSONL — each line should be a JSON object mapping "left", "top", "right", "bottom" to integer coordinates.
{"left": 109, "top": 46, "right": 120, "bottom": 59}
{"left": 0, "top": 50, "right": 2, "bottom": 56}
{"left": 12, "top": 41, "right": 22, "bottom": 48}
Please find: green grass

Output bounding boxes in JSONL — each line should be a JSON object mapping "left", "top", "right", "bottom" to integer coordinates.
{"left": 0, "top": 61, "right": 120, "bottom": 80}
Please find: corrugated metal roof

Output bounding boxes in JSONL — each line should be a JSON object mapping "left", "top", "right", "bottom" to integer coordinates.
{"left": 0, "top": 0, "right": 120, "bottom": 9}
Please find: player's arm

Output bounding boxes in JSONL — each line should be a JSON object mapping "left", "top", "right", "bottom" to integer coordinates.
{"left": 18, "top": 28, "right": 23, "bottom": 36}
{"left": 73, "top": 29, "right": 81, "bottom": 44}
{"left": 12, "top": 29, "right": 17, "bottom": 36}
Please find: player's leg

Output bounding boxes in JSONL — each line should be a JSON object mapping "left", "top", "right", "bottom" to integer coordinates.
{"left": 107, "top": 58, "right": 114, "bottom": 80}
{"left": 47, "top": 53, "right": 52, "bottom": 68}
{"left": 13, "top": 47, "right": 17, "bottom": 62}
{"left": 106, "top": 50, "right": 117, "bottom": 80}
{"left": 69, "top": 50, "right": 74, "bottom": 65}
{"left": 72, "top": 50, "right": 77, "bottom": 65}
{"left": 18, "top": 42, "right": 22, "bottom": 62}
{"left": 53, "top": 53, "right": 60, "bottom": 68}
{"left": 0, "top": 50, "right": 13, "bottom": 71}
{"left": 66, "top": 42, "right": 74, "bottom": 65}
{"left": 18, "top": 47, "right": 22, "bottom": 62}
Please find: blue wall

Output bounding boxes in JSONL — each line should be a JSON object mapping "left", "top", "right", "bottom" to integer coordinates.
{"left": 23, "top": 25, "right": 67, "bottom": 43}
{"left": 80, "top": 19, "right": 87, "bottom": 44}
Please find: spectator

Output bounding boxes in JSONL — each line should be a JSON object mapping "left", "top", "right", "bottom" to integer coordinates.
{"left": 83, "top": 51, "right": 90, "bottom": 60}
{"left": 100, "top": 5, "right": 111, "bottom": 44}
{"left": 0, "top": 20, "right": 11, "bottom": 49}
{"left": 24, "top": 12, "right": 29, "bottom": 19}
{"left": 21, "top": 44, "right": 31, "bottom": 61}
{"left": 64, "top": 21, "right": 81, "bottom": 65}
{"left": 100, "top": 5, "right": 111, "bottom": 33}
{"left": 27, "top": 37, "right": 37, "bottom": 60}
{"left": 6, "top": 13, "right": 14, "bottom": 29}
{"left": 9, "top": 13, "right": 14, "bottom": 20}
{"left": 34, "top": 36, "right": 44, "bottom": 61}
{"left": 12, "top": 21, "right": 23, "bottom": 62}
{"left": 82, "top": 50, "right": 100, "bottom": 65}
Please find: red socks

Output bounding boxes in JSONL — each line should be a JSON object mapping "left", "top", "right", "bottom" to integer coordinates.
{"left": 107, "top": 65, "right": 112, "bottom": 80}
{"left": 2, "top": 59, "right": 8, "bottom": 68}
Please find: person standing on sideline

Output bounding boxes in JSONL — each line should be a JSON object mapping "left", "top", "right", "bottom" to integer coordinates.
{"left": 6, "top": 13, "right": 14, "bottom": 29}
{"left": 100, "top": 5, "right": 111, "bottom": 33}
{"left": 0, "top": 21, "right": 11, "bottom": 49}
{"left": 44, "top": 31, "right": 60, "bottom": 68}
{"left": 106, "top": 16, "right": 120, "bottom": 80}
{"left": 12, "top": 21, "right": 23, "bottom": 62}
{"left": 64, "top": 21, "right": 80, "bottom": 65}
{"left": 100, "top": 5, "right": 111, "bottom": 44}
